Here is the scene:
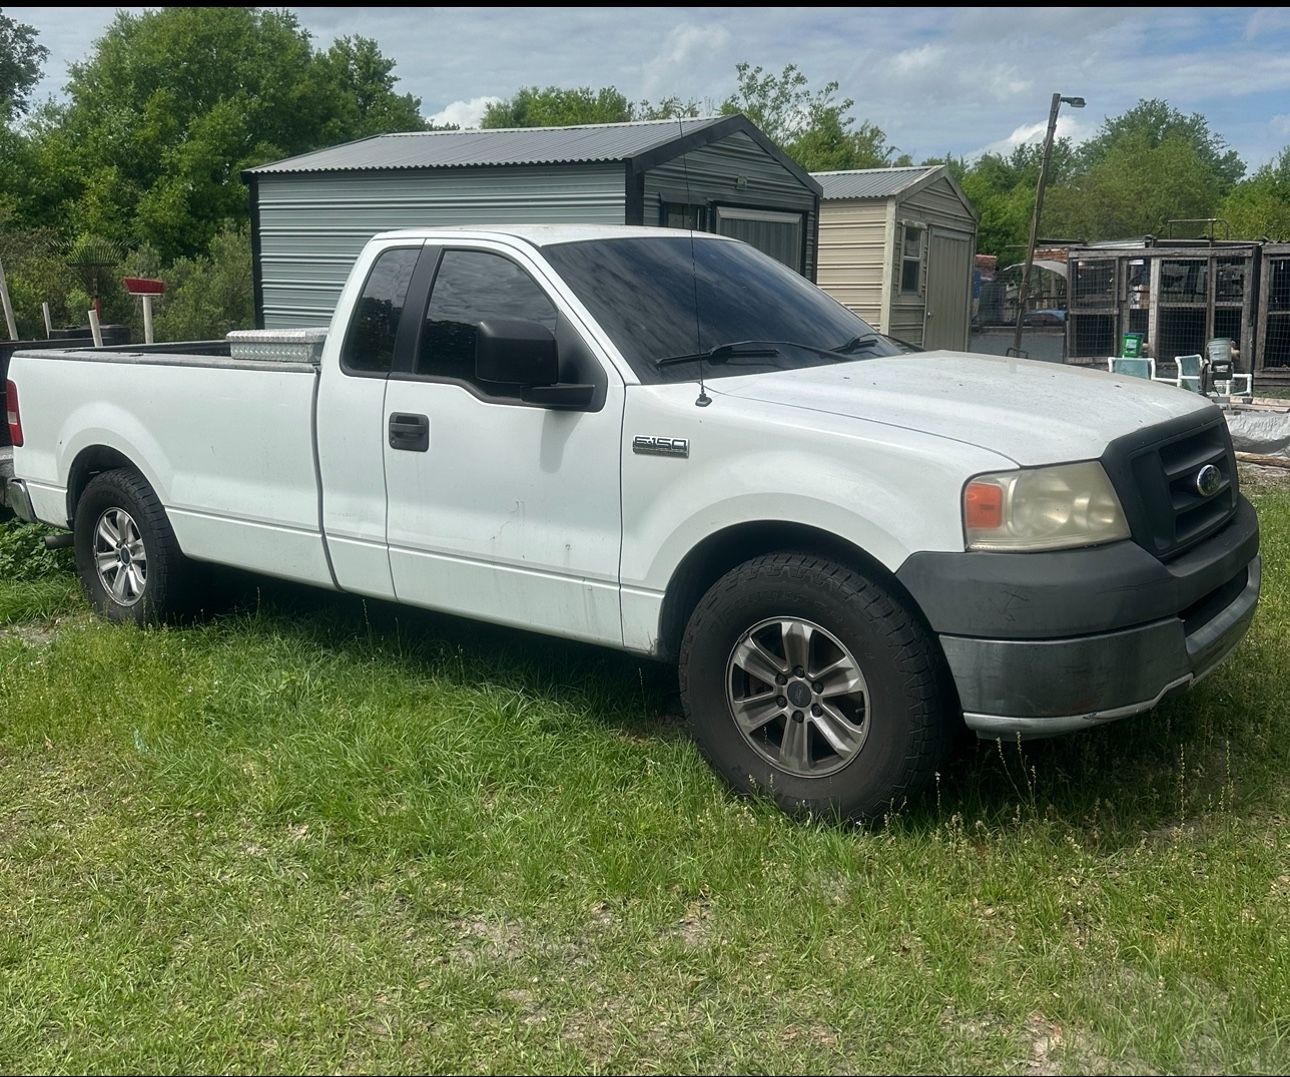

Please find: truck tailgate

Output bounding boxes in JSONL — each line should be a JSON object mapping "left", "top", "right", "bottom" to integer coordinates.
{"left": 10, "top": 350, "right": 332, "bottom": 587}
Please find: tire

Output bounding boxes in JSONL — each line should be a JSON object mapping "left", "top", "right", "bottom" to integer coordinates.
{"left": 679, "top": 552, "right": 955, "bottom": 820}
{"left": 73, "top": 468, "right": 199, "bottom": 625}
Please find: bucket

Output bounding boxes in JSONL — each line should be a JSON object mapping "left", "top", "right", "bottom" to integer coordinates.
{"left": 1206, "top": 337, "right": 1233, "bottom": 365}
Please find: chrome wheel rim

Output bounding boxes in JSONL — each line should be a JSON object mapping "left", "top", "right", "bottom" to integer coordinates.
{"left": 725, "top": 617, "right": 870, "bottom": 778}
{"left": 93, "top": 507, "right": 148, "bottom": 606}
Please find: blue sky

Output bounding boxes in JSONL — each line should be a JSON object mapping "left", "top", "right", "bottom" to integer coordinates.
{"left": 11, "top": 6, "right": 1290, "bottom": 169}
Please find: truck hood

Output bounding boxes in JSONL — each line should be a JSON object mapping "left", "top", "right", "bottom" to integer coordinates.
{"left": 708, "top": 351, "right": 1214, "bottom": 466}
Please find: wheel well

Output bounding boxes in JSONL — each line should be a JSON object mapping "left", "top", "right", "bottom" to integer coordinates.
{"left": 656, "top": 521, "right": 922, "bottom": 662}
{"left": 66, "top": 446, "right": 137, "bottom": 525}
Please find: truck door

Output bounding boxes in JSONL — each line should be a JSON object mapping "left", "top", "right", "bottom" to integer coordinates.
{"left": 316, "top": 240, "right": 425, "bottom": 599}
{"left": 381, "top": 241, "right": 625, "bottom": 645}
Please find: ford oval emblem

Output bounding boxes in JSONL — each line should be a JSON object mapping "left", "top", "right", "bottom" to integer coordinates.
{"left": 1195, "top": 464, "right": 1222, "bottom": 498}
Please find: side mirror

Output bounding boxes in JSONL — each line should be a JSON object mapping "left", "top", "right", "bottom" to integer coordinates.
{"left": 475, "top": 318, "right": 558, "bottom": 387}
{"left": 474, "top": 317, "right": 595, "bottom": 410}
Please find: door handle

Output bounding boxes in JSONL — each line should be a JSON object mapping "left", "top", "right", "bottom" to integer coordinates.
{"left": 388, "top": 413, "right": 429, "bottom": 452}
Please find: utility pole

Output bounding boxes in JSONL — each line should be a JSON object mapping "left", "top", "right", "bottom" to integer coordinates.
{"left": 1012, "top": 92, "right": 1084, "bottom": 357}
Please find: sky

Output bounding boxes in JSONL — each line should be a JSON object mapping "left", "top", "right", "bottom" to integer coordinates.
{"left": 10, "top": 6, "right": 1290, "bottom": 168}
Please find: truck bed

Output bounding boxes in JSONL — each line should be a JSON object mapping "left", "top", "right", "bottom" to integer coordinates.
{"left": 7, "top": 345, "right": 332, "bottom": 587}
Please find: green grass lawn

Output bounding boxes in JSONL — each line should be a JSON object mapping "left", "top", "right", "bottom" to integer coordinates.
{"left": 2, "top": 479, "right": 1289, "bottom": 1074}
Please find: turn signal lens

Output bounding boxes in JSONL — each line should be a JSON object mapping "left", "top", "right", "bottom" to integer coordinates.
{"left": 964, "top": 481, "right": 1004, "bottom": 530}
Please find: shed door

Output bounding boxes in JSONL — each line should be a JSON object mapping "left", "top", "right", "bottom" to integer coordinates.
{"left": 715, "top": 206, "right": 804, "bottom": 273}
{"left": 923, "top": 228, "right": 973, "bottom": 350}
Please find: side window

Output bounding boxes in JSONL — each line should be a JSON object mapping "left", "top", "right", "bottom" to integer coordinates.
{"left": 341, "top": 247, "right": 421, "bottom": 374}
{"left": 901, "top": 224, "right": 924, "bottom": 295}
{"left": 416, "top": 250, "right": 557, "bottom": 383}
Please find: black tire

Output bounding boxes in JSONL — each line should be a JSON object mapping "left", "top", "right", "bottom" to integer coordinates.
{"left": 679, "top": 552, "right": 955, "bottom": 820}
{"left": 73, "top": 468, "right": 200, "bottom": 625}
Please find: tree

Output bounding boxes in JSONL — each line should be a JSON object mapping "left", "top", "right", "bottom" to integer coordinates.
{"left": 481, "top": 86, "right": 633, "bottom": 128}
{"left": 1044, "top": 132, "right": 1225, "bottom": 242}
{"left": 957, "top": 140, "right": 1078, "bottom": 259}
{"left": 28, "top": 7, "right": 425, "bottom": 258}
{"left": 0, "top": 12, "right": 47, "bottom": 124}
{"left": 1219, "top": 148, "right": 1290, "bottom": 240}
{"left": 1077, "top": 99, "right": 1245, "bottom": 192}
{"left": 316, "top": 36, "right": 426, "bottom": 144}
{"left": 719, "top": 62, "right": 908, "bottom": 171}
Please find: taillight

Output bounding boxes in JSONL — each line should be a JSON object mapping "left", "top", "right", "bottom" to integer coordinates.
{"left": 5, "top": 379, "right": 22, "bottom": 447}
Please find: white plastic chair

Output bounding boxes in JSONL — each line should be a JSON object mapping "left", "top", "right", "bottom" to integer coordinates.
{"left": 1107, "top": 356, "right": 1156, "bottom": 380}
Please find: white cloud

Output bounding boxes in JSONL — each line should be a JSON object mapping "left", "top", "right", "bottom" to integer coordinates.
{"left": 1246, "top": 6, "right": 1290, "bottom": 39}
{"left": 975, "top": 114, "right": 1095, "bottom": 158}
{"left": 641, "top": 23, "right": 732, "bottom": 99}
{"left": 889, "top": 43, "right": 946, "bottom": 74}
{"left": 1271, "top": 114, "right": 1290, "bottom": 136}
{"left": 428, "top": 95, "right": 501, "bottom": 130}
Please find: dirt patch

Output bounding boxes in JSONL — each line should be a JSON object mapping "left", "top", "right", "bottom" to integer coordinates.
{"left": 0, "top": 616, "right": 74, "bottom": 646}
{"left": 444, "top": 915, "right": 527, "bottom": 964}
{"left": 1237, "top": 462, "right": 1290, "bottom": 490}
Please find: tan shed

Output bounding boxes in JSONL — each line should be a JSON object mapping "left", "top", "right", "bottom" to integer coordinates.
{"left": 813, "top": 166, "right": 978, "bottom": 350}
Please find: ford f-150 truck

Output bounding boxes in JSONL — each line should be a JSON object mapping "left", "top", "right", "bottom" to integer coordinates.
{"left": 4, "top": 225, "right": 1261, "bottom": 818}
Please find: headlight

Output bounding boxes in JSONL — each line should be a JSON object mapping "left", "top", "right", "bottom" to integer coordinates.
{"left": 963, "top": 461, "right": 1129, "bottom": 552}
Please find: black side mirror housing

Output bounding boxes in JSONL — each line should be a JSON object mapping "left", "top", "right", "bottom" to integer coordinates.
{"left": 475, "top": 318, "right": 596, "bottom": 410}
{"left": 475, "top": 318, "right": 558, "bottom": 386}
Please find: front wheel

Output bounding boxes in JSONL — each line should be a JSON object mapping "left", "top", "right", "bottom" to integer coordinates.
{"left": 679, "top": 552, "right": 954, "bottom": 820}
{"left": 74, "top": 468, "right": 199, "bottom": 625}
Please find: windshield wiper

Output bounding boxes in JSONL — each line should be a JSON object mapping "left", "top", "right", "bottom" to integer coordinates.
{"left": 655, "top": 342, "right": 782, "bottom": 368}
{"left": 828, "top": 334, "right": 880, "bottom": 354}
{"left": 655, "top": 338, "right": 875, "bottom": 369}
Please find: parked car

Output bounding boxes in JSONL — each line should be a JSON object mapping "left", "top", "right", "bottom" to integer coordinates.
{"left": 4, "top": 225, "right": 1260, "bottom": 819}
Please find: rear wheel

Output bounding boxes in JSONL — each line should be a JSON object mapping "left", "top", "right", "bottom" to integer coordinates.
{"left": 74, "top": 468, "right": 200, "bottom": 625}
{"left": 679, "top": 552, "right": 954, "bottom": 820}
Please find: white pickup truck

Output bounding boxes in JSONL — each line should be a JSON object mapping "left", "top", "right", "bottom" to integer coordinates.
{"left": 4, "top": 225, "right": 1261, "bottom": 818}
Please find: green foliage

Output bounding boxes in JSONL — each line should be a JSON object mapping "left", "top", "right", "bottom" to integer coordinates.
{"left": 0, "top": 12, "right": 47, "bottom": 123}
{"left": 150, "top": 224, "right": 253, "bottom": 341}
{"left": 481, "top": 85, "right": 633, "bottom": 128}
{"left": 25, "top": 8, "right": 424, "bottom": 261}
{"left": 1077, "top": 98, "right": 1245, "bottom": 191}
{"left": 958, "top": 140, "right": 1077, "bottom": 258}
{"left": 0, "top": 520, "right": 72, "bottom": 581}
{"left": 0, "top": 224, "right": 90, "bottom": 338}
{"left": 634, "top": 95, "right": 702, "bottom": 121}
{"left": 720, "top": 62, "right": 908, "bottom": 171}
{"left": 1220, "top": 148, "right": 1290, "bottom": 240}
{"left": 1045, "top": 132, "right": 1227, "bottom": 242}
{"left": 315, "top": 36, "right": 427, "bottom": 144}
{"left": 961, "top": 99, "right": 1254, "bottom": 257}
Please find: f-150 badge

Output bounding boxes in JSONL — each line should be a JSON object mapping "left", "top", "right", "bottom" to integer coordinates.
{"left": 633, "top": 435, "right": 689, "bottom": 458}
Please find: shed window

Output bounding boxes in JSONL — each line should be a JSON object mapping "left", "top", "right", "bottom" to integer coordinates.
{"left": 901, "top": 224, "right": 924, "bottom": 295}
{"left": 662, "top": 202, "right": 707, "bottom": 231}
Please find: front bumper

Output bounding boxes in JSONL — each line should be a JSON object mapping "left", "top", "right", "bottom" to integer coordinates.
{"left": 897, "top": 496, "right": 1261, "bottom": 739}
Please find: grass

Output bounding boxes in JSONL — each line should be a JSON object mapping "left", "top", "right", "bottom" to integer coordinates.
{"left": 1, "top": 476, "right": 1289, "bottom": 1073}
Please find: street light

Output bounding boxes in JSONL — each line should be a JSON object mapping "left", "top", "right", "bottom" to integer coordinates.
{"left": 1011, "top": 92, "right": 1085, "bottom": 357}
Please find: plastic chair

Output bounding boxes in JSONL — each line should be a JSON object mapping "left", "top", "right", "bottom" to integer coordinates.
{"left": 1107, "top": 356, "right": 1156, "bottom": 380}
{"left": 1174, "top": 354, "right": 1203, "bottom": 393}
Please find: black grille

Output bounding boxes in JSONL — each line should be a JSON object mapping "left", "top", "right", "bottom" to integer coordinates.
{"left": 1104, "top": 414, "right": 1238, "bottom": 561}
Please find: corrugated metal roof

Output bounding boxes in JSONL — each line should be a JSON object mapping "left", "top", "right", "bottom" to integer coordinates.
{"left": 248, "top": 117, "right": 730, "bottom": 174}
{"left": 812, "top": 166, "right": 941, "bottom": 200}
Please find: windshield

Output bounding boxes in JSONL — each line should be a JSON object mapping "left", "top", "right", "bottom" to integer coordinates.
{"left": 541, "top": 235, "right": 901, "bottom": 384}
